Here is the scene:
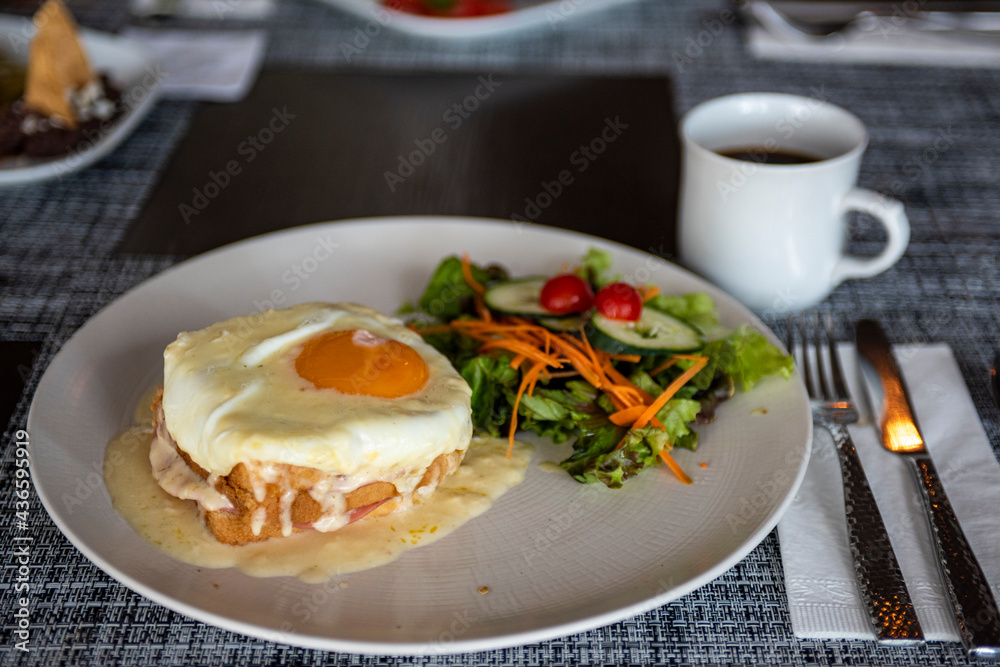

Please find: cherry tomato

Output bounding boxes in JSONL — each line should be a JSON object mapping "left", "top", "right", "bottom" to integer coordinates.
{"left": 440, "top": 0, "right": 510, "bottom": 16}
{"left": 594, "top": 282, "right": 642, "bottom": 321}
{"left": 539, "top": 274, "right": 593, "bottom": 315}
{"left": 384, "top": 0, "right": 510, "bottom": 16}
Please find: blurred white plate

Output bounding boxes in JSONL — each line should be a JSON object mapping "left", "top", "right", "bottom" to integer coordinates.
{"left": 28, "top": 217, "right": 811, "bottom": 655}
{"left": 0, "top": 15, "right": 160, "bottom": 186}
{"left": 318, "top": 0, "right": 637, "bottom": 38}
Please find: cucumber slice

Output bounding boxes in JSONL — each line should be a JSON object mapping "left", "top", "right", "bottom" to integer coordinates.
{"left": 539, "top": 315, "right": 589, "bottom": 332}
{"left": 483, "top": 278, "right": 566, "bottom": 318}
{"left": 589, "top": 309, "right": 703, "bottom": 355}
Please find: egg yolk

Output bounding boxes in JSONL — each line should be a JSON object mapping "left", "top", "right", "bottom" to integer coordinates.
{"left": 295, "top": 329, "right": 429, "bottom": 398}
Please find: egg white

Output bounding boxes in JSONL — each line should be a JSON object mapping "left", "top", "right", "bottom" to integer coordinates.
{"left": 161, "top": 302, "right": 473, "bottom": 482}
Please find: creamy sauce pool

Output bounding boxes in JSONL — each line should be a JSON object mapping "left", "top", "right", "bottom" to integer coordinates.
{"left": 105, "top": 391, "right": 532, "bottom": 583}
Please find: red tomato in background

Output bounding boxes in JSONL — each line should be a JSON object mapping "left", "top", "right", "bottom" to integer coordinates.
{"left": 384, "top": 0, "right": 511, "bottom": 16}
{"left": 594, "top": 283, "right": 642, "bottom": 321}
{"left": 539, "top": 274, "right": 593, "bottom": 315}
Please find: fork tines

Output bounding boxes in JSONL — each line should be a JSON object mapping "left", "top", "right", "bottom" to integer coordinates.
{"left": 786, "top": 312, "right": 850, "bottom": 404}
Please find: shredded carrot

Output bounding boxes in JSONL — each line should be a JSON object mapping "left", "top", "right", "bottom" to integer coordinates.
{"left": 640, "top": 285, "right": 661, "bottom": 302}
{"left": 508, "top": 362, "right": 546, "bottom": 458}
{"left": 605, "top": 392, "right": 632, "bottom": 412}
{"left": 473, "top": 294, "right": 492, "bottom": 322}
{"left": 460, "top": 253, "right": 486, "bottom": 295}
{"left": 659, "top": 450, "right": 693, "bottom": 485}
{"left": 608, "top": 404, "right": 646, "bottom": 426}
{"left": 527, "top": 364, "right": 544, "bottom": 395}
{"left": 630, "top": 356, "right": 708, "bottom": 431}
{"left": 601, "top": 361, "right": 655, "bottom": 404}
{"left": 552, "top": 341, "right": 606, "bottom": 388}
{"left": 650, "top": 357, "right": 679, "bottom": 376}
{"left": 429, "top": 279, "right": 710, "bottom": 481}
{"left": 478, "top": 339, "right": 562, "bottom": 367}
{"left": 609, "top": 355, "right": 707, "bottom": 483}
{"left": 578, "top": 326, "right": 605, "bottom": 371}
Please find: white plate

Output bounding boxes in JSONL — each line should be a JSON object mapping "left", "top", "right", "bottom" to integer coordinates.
{"left": 28, "top": 217, "right": 811, "bottom": 655}
{"left": 319, "top": 0, "right": 637, "bottom": 38}
{"left": 0, "top": 15, "right": 161, "bottom": 186}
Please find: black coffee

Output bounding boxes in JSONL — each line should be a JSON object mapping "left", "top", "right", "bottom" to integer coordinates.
{"left": 718, "top": 147, "right": 823, "bottom": 165}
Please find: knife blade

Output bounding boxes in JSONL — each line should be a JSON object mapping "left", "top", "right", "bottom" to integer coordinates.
{"left": 856, "top": 319, "right": 1000, "bottom": 659}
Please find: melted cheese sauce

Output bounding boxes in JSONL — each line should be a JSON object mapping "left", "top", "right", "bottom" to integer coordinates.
{"left": 105, "top": 409, "right": 532, "bottom": 583}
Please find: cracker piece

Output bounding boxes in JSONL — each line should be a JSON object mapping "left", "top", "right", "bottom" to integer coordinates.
{"left": 23, "top": 0, "right": 95, "bottom": 128}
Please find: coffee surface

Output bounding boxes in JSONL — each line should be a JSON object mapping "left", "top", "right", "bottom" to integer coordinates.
{"left": 718, "top": 147, "right": 823, "bottom": 165}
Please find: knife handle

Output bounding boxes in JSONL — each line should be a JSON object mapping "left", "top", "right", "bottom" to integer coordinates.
{"left": 827, "top": 422, "right": 924, "bottom": 644}
{"left": 908, "top": 455, "right": 1000, "bottom": 658}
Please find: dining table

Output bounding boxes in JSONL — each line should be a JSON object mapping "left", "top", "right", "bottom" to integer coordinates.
{"left": 2, "top": 0, "right": 1000, "bottom": 664}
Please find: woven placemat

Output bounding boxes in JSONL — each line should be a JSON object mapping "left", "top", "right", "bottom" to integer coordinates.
{"left": 2, "top": 0, "right": 999, "bottom": 664}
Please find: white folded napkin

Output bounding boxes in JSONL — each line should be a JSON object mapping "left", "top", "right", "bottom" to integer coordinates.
{"left": 778, "top": 344, "right": 1000, "bottom": 641}
{"left": 120, "top": 29, "right": 267, "bottom": 102}
{"left": 746, "top": 1, "right": 1000, "bottom": 68}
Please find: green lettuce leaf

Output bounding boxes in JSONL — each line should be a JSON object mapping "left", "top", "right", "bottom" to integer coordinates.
{"left": 560, "top": 425, "right": 672, "bottom": 489}
{"left": 417, "top": 256, "right": 504, "bottom": 321}
{"left": 653, "top": 397, "right": 702, "bottom": 444}
{"left": 458, "top": 355, "right": 519, "bottom": 437}
{"left": 557, "top": 397, "right": 701, "bottom": 488}
{"left": 576, "top": 248, "right": 618, "bottom": 289}
{"left": 645, "top": 292, "right": 719, "bottom": 331}
{"left": 699, "top": 325, "right": 794, "bottom": 392}
{"left": 421, "top": 327, "right": 483, "bottom": 368}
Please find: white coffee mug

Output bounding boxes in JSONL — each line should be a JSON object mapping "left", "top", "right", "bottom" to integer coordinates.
{"left": 677, "top": 93, "right": 909, "bottom": 313}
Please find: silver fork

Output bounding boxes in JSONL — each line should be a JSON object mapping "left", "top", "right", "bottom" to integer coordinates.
{"left": 787, "top": 313, "right": 924, "bottom": 645}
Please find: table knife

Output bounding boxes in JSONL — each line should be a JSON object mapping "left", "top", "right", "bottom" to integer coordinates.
{"left": 856, "top": 319, "right": 1000, "bottom": 659}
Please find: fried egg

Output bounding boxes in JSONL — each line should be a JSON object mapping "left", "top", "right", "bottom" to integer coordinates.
{"left": 161, "top": 302, "right": 473, "bottom": 482}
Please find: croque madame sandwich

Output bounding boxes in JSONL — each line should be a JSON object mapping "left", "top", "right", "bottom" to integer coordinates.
{"left": 149, "top": 302, "right": 473, "bottom": 546}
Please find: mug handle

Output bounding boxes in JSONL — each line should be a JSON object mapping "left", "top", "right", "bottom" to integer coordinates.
{"left": 830, "top": 188, "right": 910, "bottom": 285}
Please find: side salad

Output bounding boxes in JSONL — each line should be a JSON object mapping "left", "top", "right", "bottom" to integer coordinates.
{"left": 404, "top": 249, "right": 794, "bottom": 489}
